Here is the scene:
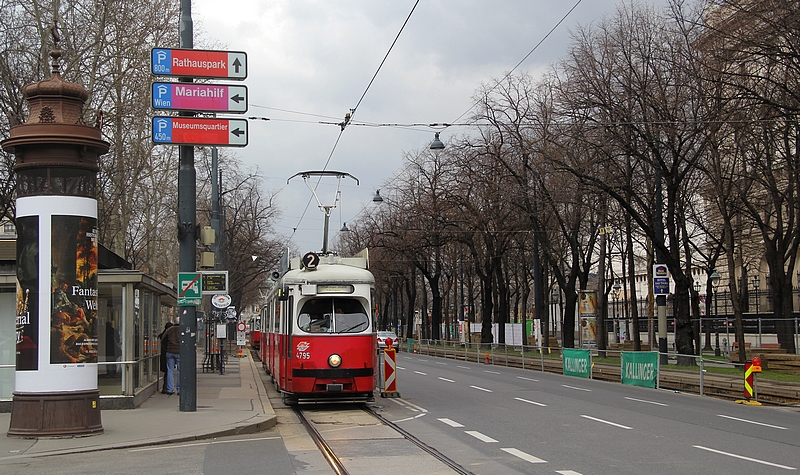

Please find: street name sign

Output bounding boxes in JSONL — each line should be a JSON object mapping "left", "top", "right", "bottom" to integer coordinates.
{"left": 151, "top": 48, "right": 247, "bottom": 79}
{"left": 178, "top": 272, "right": 203, "bottom": 306}
{"left": 152, "top": 117, "right": 248, "bottom": 147}
{"left": 152, "top": 82, "right": 248, "bottom": 113}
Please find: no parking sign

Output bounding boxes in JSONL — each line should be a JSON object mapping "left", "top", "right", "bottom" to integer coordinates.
{"left": 236, "top": 321, "right": 246, "bottom": 346}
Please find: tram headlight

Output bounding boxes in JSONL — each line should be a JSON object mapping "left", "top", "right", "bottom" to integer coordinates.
{"left": 328, "top": 354, "right": 342, "bottom": 368}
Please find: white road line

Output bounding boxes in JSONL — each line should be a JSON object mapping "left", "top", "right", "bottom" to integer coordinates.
{"left": 517, "top": 376, "right": 539, "bottom": 382}
{"left": 718, "top": 414, "right": 788, "bottom": 430}
{"left": 457, "top": 365, "right": 471, "bottom": 370}
{"left": 130, "top": 436, "right": 281, "bottom": 452}
{"left": 436, "top": 361, "right": 448, "bottom": 365}
{"left": 556, "top": 471, "right": 584, "bottom": 475}
{"left": 484, "top": 370, "right": 501, "bottom": 374}
{"left": 694, "top": 445, "right": 796, "bottom": 470}
{"left": 624, "top": 396, "right": 668, "bottom": 406}
{"left": 562, "top": 384, "right": 592, "bottom": 392}
{"left": 438, "top": 418, "right": 464, "bottom": 428}
{"left": 389, "top": 398, "right": 428, "bottom": 413}
{"left": 396, "top": 366, "right": 406, "bottom": 370}
{"left": 438, "top": 377, "right": 455, "bottom": 383}
{"left": 580, "top": 415, "right": 632, "bottom": 430}
{"left": 414, "top": 370, "right": 427, "bottom": 375}
{"left": 515, "top": 397, "right": 547, "bottom": 407}
{"left": 465, "top": 431, "right": 498, "bottom": 443}
{"left": 470, "top": 385, "right": 493, "bottom": 392}
{"left": 501, "top": 447, "right": 547, "bottom": 464}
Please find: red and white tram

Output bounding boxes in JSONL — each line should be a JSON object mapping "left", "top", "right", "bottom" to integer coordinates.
{"left": 261, "top": 250, "right": 376, "bottom": 403}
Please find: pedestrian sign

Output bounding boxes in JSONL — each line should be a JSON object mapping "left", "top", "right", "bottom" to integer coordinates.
{"left": 178, "top": 272, "right": 203, "bottom": 306}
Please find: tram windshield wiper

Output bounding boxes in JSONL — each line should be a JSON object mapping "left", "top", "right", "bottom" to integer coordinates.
{"left": 337, "top": 320, "right": 368, "bottom": 333}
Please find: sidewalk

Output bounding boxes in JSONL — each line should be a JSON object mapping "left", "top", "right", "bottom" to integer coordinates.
{"left": 0, "top": 352, "right": 276, "bottom": 460}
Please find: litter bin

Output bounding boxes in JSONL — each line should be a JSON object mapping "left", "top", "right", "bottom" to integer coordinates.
{"left": 407, "top": 338, "right": 415, "bottom": 354}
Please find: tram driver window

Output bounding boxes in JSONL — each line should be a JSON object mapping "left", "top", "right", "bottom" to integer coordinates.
{"left": 298, "top": 299, "right": 331, "bottom": 333}
{"left": 332, "top": 298, "right": 369, "bottom": 333}
{"left": 297, "top": 298, "right": 368, "bottom": 333}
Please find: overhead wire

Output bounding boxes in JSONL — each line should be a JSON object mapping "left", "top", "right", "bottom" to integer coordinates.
{"left": 284, "top": 0, "right": 421, "bottom": 249}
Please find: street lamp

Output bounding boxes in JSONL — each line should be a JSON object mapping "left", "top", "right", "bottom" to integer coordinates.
{"left": 710, "top": 269, "right": 721, "bottom": 356}
{"left": 551, "top": 287, "right": 560, "bottom": 337}
{"left": 613, "top": 280, "right": 622, "bottom": 344}
{"left": 430, "top": 132, "right": 445, "bottom": 151}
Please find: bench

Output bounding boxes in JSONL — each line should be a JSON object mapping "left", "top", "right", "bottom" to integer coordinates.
{"left": 731, "top": 341, "right": 751, "bottom": 350}
{"left": 762, "top": 343, "right": 781, "bottom": 349}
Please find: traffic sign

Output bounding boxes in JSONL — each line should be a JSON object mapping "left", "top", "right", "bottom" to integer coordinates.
{"left": 151, "top": 48, "right": 247, "bottom": 79}
{"left": 152, "top": 82, "right": 248, "bottom": 113}
{"left": 178, "top": 272, "right": 203, "bottom": 306}
{"left": 152, "top": 117, "right": 248, "bottom": 147}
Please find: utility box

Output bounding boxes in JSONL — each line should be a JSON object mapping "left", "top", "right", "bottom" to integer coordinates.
{"left": 200, "top": 251, "right": 215, "bottom": 268}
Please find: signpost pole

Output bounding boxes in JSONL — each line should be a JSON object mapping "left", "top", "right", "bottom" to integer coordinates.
{"left": 178, "top": 0, "right": 197, "bottom": 412}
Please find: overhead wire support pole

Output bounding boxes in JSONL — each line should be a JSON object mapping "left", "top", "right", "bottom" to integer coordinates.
{"left": 178, "top": 0, "right": 197, "bottom": 412}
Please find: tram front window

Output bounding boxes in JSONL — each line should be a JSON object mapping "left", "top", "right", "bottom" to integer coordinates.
{"left": 298, "top": 298, "right": 368, "bottom": 334}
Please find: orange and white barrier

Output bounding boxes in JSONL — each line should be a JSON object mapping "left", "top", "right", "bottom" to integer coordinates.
{"left": 380, "top": 339, "right": 400, "bottom": 398}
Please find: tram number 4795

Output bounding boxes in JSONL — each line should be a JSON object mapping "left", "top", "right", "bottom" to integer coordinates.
{"left": 296, "top": 352, "right": 311, "bottom": 360}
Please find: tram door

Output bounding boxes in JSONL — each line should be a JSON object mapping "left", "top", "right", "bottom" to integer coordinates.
{"left": 279, "top": 296, "right": 293, "bottom": 389}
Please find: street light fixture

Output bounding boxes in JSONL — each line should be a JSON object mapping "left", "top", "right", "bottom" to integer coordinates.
{"left": 372, "top": 189, "right": 383, "bottom": 203}
{"left": 710, "top": 269, "right": 721, "bottom": 356}
{"left": 430, "top": 132, "right": 445, "bottom": 151}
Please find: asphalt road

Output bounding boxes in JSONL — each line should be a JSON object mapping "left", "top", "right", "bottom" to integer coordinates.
{"left": 370, "top": 353, "right": 800, "bottom": 475}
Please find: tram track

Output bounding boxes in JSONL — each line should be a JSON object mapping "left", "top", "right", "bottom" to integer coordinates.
{"left": 364, "top": 405, "right": 476, "bottom": 475}
{"left": 293, "top": 406, "right": 351, "bottom": 475}
{"left": 293, "top": 404, "right": 475, "bottom": 475}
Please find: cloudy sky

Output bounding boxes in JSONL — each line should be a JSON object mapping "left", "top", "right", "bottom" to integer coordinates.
{"left": 190, "top": 0, "right": 669, "bottom": 254}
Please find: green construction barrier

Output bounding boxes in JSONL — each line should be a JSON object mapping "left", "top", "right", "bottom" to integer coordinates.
{"left": 621, "top": 351, "right": 659, "bottom": 388}
{"left": 562, "top": 348, "right": 591, "bottom": 378}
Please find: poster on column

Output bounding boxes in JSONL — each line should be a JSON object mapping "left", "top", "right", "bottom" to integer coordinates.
{"left": 15, "top": 216, "right": 39, "bottom": 370}
{"left": 579, "top": 290, "right": 598, "bottom": 348}
{"left": 50, "top": 216, "right": 99, "bottom": 364}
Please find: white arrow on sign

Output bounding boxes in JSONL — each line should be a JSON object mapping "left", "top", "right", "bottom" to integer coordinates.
{"left": 228, "top": 119, "right": 248, "bottom": 146}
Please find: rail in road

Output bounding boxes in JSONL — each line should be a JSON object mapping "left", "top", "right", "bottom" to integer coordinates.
{"left": 410, "top": 344, "right": 800, "bottom": 405}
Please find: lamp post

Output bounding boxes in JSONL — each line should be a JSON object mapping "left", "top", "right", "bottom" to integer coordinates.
{"left": 551, "top": 288, "right": 560, "bottom": 338}
{"left": 752, "top": 275, "right": 760, "bottom": 348}
{"left": 711, "top": 270, "right": 721, "bottom": 356}
{"left": 613, "top": 280, "right": 622, "bottom": 344}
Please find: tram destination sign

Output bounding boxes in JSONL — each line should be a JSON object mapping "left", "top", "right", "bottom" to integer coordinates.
{"left": 151, "top": 48, "right": 247, "bottom": 79}
{"left": 152, "top": 82, "right": 248, "bottom": 113}
{"left": 152, "top": 117, "right": 248, "bottom": 147}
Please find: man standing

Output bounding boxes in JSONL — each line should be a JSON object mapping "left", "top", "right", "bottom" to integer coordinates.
{"left": 164, "top": 322, "right": 181, "bottom": 395}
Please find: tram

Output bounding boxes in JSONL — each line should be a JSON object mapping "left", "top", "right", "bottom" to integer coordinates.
{"left": 261, "top": 249, "right": 376, "bottom": 404}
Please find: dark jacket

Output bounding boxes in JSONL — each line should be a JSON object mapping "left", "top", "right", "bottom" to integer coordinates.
{"left": 165, "top": 325, "right": 181, "bottom": 354}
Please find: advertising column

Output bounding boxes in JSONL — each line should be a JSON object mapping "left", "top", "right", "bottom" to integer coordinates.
{"left": 2, "top": 35, "right": 108, "bottom": 436}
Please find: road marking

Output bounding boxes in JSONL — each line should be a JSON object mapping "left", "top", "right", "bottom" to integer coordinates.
{"left": 515, "top": 397, "right": 547, "bottom": 407}
{"left": 517, "top": 376, "right": 539, "bottom": 382}
{"left": 414, "top": 370, "right": 427, "bottom": 375}
{"left": 396, "top": 366, "right": 405, "bottom": 370}
{"left": 693, "top": 445, "right": 796, "bottom": 470}
{"left": 457, "top": 365, "right": 471, "bottom": 370}
{"left": 580, "top": 415, "right": 632, "bottom": 430}
{"left": 438, "top": 418, "right": 464, "bottom": 428}
{"left": 563, "top": 384, "right": 592, "bottom": 392}
{"left": 718, "top": 414, "right": 788, "bottom": 430}
{"left": 438, "top": 377, "right": 455, "bottom": 383}
{"left": 436, "top": 361, "right": 448, "bottom": 365}
{"left": 130, "top": 436, "right": 281, "bottom": 452}
{"left": 556, "top": 471, "right": 584, "bottom": 475}
{"left": 624, "top": 396, "right": 668, "bottom": 406}
{"left": 418, "top": 359, "right": 428, "bottom": 362}
{"left": 470, "top": 385, "right": 493, "bottom": 392}
{"left": 484, "top": 370, "right": 501, "bottom": 374}
{"left": 465, "top": 431, "right": 498, "bottom": 443}
{"left": 389, "top": 398, "right": 428, "bottom": 413}
{"left": 501, "top": 447, "right": 547, "bottom": 464}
